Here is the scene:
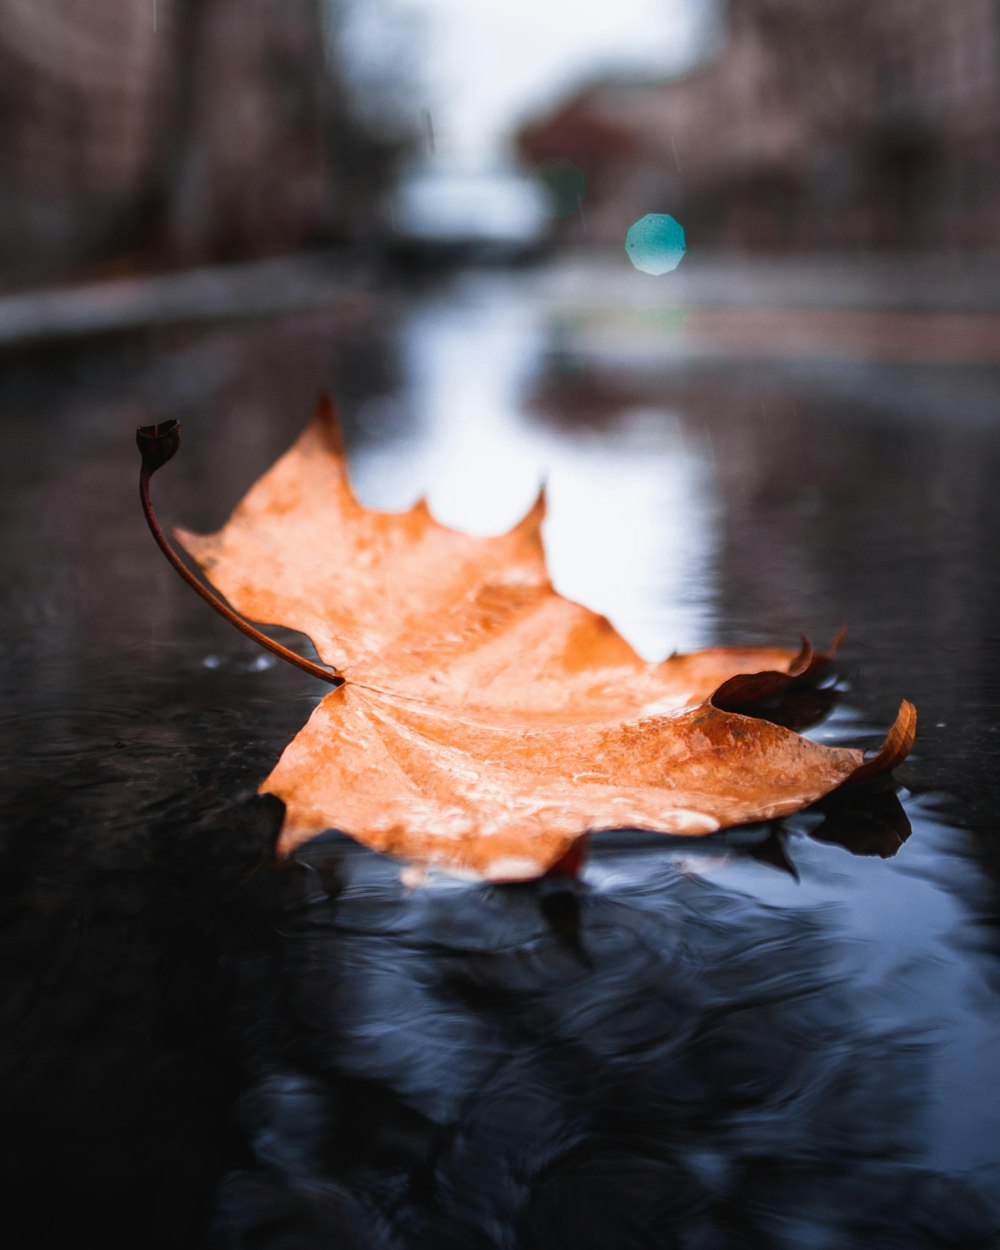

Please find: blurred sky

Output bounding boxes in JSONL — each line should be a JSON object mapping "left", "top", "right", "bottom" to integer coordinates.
{"left": 340, "top": 0, "right": 712, "bottom": 165}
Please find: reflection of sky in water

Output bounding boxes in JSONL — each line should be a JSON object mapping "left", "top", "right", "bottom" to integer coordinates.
{"left": 338, "top": 276, "right": 1000, "bottom": 1189}
{"left": 579, "top": 785, "right": 1000, "bottom": 1176}
{"left": 739, "top": 801, "right": 1000, "bottom": 1175}
{"left": 349, "top": 276, "right": 718, "bottom": 659}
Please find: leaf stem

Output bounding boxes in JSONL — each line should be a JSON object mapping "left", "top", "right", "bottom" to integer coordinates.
{"left": 137, "top": 421, "right": 342, "bottom": 686}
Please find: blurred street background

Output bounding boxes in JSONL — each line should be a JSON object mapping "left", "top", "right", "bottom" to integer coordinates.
{"left": 1, "top": 0, "right": 999, "bottom": 299}
{"left": 1, "top": 0, "right": 998, "bottom": 406}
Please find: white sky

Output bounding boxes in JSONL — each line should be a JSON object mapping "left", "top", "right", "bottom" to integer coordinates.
{"left": 341, "top": 0, "right": 710, "bottom": 165}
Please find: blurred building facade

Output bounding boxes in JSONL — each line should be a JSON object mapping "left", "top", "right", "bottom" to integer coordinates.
{"left": 0, "top": 0, "right": 413, "bottom": 288}
{"left": 519, "top": 0, "right": 1000, "bottom": 251}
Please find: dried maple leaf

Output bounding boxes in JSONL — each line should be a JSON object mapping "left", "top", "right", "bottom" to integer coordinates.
{"left": 142, "top": 399, "right": 915, "bottom": 881}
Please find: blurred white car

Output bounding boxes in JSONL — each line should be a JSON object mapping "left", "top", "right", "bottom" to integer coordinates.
{"left": 386, "top": 166, "right": 550, "bottom": 262}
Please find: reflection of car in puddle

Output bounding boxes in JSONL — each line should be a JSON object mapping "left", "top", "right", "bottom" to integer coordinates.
{"left": 385, "top": 166, "right": 550, "bottom": 265}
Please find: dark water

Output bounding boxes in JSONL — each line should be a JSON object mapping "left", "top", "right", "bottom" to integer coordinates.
{"left": 1, "top": 266, "right": 1000, "bottom": 1248}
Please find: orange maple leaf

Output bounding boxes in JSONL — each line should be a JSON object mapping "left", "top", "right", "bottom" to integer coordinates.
{"left": 144, "top": 399, "right": 915, "bottom": 881}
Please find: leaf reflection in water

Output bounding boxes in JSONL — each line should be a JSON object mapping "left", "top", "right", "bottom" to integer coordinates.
{"left": 211, "top": 790, "right": 996, "bottom": 1250}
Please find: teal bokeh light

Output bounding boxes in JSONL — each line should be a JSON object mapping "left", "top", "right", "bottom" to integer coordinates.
{"left": 530, "top": 158, "right": 586, "bottom": 218}
{"left": 625, "top": 213, "right": 686, "bottom": 275}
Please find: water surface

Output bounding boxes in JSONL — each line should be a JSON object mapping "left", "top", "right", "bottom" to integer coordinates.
{"left": 1, "top": 265, "right": 999, "bottom": 1247}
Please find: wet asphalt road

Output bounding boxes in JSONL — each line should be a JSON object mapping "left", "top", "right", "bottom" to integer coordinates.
{"left": 1, "top": 257, "right": 999, "bottom": 1247}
